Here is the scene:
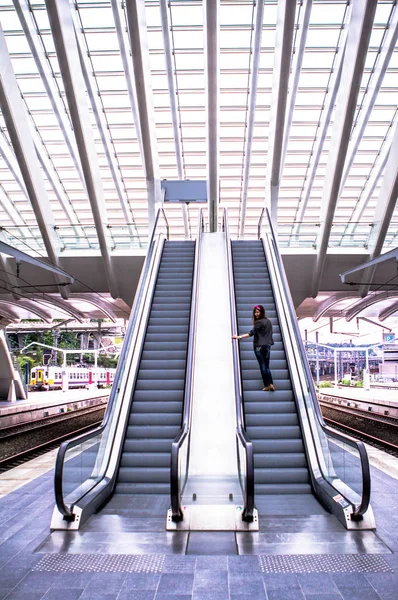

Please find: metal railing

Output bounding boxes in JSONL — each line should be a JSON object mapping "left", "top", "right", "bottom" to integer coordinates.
{"left": 223, "top": 207, "right": 255, "bottom": 522}
{"left": 54, "top": 209, "right": 169, "bottom": 521}
{"left": 170, "top": 209, "right": 204, "bottom": 521}
{"left": 258, "top": 208, "right": 371, "bottom": 520}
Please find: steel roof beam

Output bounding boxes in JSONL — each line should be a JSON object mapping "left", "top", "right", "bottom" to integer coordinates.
{"left": 70, "top": 294, "right": 117, "bottom": 322}
{"left": 111, "top": 0, "right": 144, "bottom": 163}
{"left": 379, "top": 300, "right": 398, "bottom": 321}
{"left": 294, "top": 5, "right": 352, "bottom": 235}
{"left": 45, "top": 0, "right": 119, "bottom": 298}
{"left": 340, "top": 4, "right": 398, "bottom": 195}
{"left": 345, "top": 291, "right": 398, "bottom": 322}
{"left": 0, "top": 302, "right": 20, "bottom": 322}
{"left": 0, "top": 298, "right": 53, "bottom": 322}
{"left": 359, "top": 119, "right": 398, "bottom": 297}
{"left": 311, "top": 0, "right": 377, "bottom": 298}
{"left": 159, "top": 0, "right": 189, "bottom": 239}
{"left": 125, "top": 0, "right": 161, "bottom": 230}
{"left": 280, "top": 0, "right": 312, "bottom": 173}
{"left": 238, "top": 0, "right": 264, "bottom": 238}
{"left": 72, "top": 12, "right": 141, "bottom": 245}
{"left": 312, "top": 291, "right": 359, "bottom": 322}
{"left": 0, "top": 25, "right": 70, "bottom": 300}
{"left": 204, "top": 0, "right": 219, "bottom": 233}
{"left": 13, "top": 0, "right": 86, "bottom": 193}
{"left": 266, "top": 0, "right": 296, "bottom": 224}
{"left": 30, "top": 295, "right": 85, "bottom": 322}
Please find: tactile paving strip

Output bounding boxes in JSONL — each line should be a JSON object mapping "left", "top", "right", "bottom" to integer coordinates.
{"left": 33, "top": 554, "right": 165, "bottom": 573}
{"left": 259, "top": 554, "right": 393, "bottom": 573}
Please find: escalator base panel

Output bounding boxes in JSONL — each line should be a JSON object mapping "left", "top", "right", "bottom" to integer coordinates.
{"left": 259, "top": 554, "right": 392, "bottom": 573}
{"left": 166, "top": 506, "right": 259, "bottom": 531}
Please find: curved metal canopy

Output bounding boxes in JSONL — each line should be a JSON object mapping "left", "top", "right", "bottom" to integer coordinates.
{"left": 0, "top": 0, "right": 397, "bottom": 323}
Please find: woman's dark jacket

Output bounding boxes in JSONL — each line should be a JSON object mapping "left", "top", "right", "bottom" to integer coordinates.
{"left": 248, "top": 317, "right": 274, "bottom": 347}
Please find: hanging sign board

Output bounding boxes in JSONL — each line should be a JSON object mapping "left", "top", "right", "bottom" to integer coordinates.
{"left": 161, "top": 180, "right": 207, "bottom": 203}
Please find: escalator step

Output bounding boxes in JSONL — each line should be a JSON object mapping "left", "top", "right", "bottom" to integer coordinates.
{"left": 254, "top": 467, "right": 310, "bottom": 484}
{"left": 118, "top": 467, "right": 170, "bottom": 483}
{"left": 246, "top": 425, "right": 302, "bottom": 440}
{"left": 255, "top": 483, "right": 312, "bottom": 495}
{"left": 129, "top": 412, "right": 182, "bottom": 426}
{"left": 120, "top": 452, "right": 171, "bottom": 468}
{"left": 115, "top": 483, "right": 170, "bottom": 495}
{"left": 245, "top": 413, "right": 298, "bottom": 427}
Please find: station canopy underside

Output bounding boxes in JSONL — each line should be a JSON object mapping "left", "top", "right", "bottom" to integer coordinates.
{"left": 0, "top": 0, "right": 397, "bottom": 324}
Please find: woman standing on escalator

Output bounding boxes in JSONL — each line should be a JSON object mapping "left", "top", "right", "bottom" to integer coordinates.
{"left": 232, "top": 305, "right": 275, "bottom": 392}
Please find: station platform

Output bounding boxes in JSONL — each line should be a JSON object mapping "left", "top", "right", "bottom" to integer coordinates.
{"left": 0, "top": 389, "right": 110, "bottom": 413}
{"left": 318, "top": 385, "right": 398, "bottom": 405}
{"left": 0, "top": 445, "right": 397, "bottom": 600}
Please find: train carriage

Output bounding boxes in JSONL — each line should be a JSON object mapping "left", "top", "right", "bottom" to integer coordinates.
{"left": 30, "top": 365, "right": 116, "bottom": 391}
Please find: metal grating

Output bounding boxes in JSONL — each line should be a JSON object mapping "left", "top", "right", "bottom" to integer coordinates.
{"left": 33, "top": 554, "right": 165, "bottom": 573}
{"left": 259, "top": 554, "right": 393, "bottom": 573}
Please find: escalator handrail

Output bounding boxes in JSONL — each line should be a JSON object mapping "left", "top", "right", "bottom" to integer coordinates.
{"left": 258, "top": 208, "right": 371, "bottom": 518}
{"left": 54, "top": 209, "right": 169, "bottom": 518}
{"left": 170, "top": 209, "right": 204, "bottom": 521}
{"left": 223, "top": 207, "right": 255, "bottom": 522}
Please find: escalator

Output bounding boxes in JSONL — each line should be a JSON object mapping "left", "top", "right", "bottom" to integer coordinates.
{"left": 116, "top": 241, "right": 195, "bottom": 495}
{"left": 229, "top": 209, "right": 374, "bottom": 530}
{"left": 52, "top": 212, "right": 197, "bottom": 529}
{"left": 232, "top": 240, "right": 311, "bottom": 495}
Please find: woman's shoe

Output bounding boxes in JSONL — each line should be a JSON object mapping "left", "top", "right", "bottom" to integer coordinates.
{"left": 269, "top": 384, "right": 275, "bottom": 391}
{"left": 262, "top": 386, "right": 270, "bottom": 391}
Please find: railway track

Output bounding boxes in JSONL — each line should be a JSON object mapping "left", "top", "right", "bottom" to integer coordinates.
{"left": 319, "top": 400, "right": 398, "bottom": 427}
{"left": 0, "top": 404, "right": 107, "bottom": 473}
{"left": 0, "top": 420, "right": 104, "bottom": 473}
{"left": 321, "top": 404, "right": 398, "bottom": 457}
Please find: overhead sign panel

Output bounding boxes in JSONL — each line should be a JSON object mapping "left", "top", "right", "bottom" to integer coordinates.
{"left": 161, "top": 180, "right": 207, "bottom": 203}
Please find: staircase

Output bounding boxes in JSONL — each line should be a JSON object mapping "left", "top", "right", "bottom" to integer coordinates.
{"left": 231, "top": 240, "right": 311, "bottom": 494}
{"left": 115, "top": 240, "right": 195, "bottom": 494}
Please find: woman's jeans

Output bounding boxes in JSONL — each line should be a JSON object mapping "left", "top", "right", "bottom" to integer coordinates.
{"left": 254, "top": 344, "right": 273, "bottom": 387}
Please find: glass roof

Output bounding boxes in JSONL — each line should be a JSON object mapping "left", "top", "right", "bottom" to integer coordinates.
{"left": 0, "top": 0, "right": 397, "bottom": 253}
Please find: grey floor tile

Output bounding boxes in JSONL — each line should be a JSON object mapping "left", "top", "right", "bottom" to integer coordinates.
{"left": 267, "top": 588, "right": 305, "bottom": 600}
{"left": 157, "top": 573, "right": 194, "bottom": 595}
{"left": 162, "top": 555, "right": 196, "bottom": 573}
{"left": 0, "top": 591, "right": 11, "bottom": 600}
{"left": 297, "top": 573, "right": 339, "bottom": 594}
{"left": 229, "top": 572, "right": 265, "bottom": 596}
{"left": 195, "top": 556, "right": 228, "bottom": 571}
{"left": 79, "top": 593, "right": 120, "bottom": 600}
{"left": 192, "top": 592, "right": 229, "bottom": 600}
{"left": 155, "top": 596, "right": 191, "bottom": 600}
{"left": 187, "top": 533, "right": 237, "bottom": 556}
{"left": 262, "top": 573, "right": 300, "bottom": 590}
{"left": 228, "top": 555, "right": 260, "bottom": 571}
{"left": 339, "top": 590, "right": 382, "bottom": 600}
{"left": 230, "top": 595, "right": 267, "bottom": 600}
{"left": 305, "top": 590, "right": 343, "bottom": 600}
{"left": 83, "top": 572, "right": 126, "bottom": 592}
{"left": 0, "top": 567, "right": 31, "bottom": 588}
{"left": 11, "top": 571, "right": 59, "bottom": 592}
{"left": 48, "top": 572, "right": 93, "bottom": 590}
{"left": 42, "top": 589, "right": 84, "bottom": 600}
{"left": 3, "top": 591, "right": 45, "bottom": 600}
{"left": 121, "top": 573, "right": 160, "bottom": 591}
{"left": 332, "top": 573, "right": 376, "bottom": 591}
{"left": 117, "top": 591, "right": 156, "bottom": 600}
{"left": 194, "top": 569, "right": 228, "bottom": 590}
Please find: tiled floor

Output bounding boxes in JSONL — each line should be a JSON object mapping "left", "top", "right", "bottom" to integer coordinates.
{"left": 0, "top": 450, "right": 397, "bottom": 600}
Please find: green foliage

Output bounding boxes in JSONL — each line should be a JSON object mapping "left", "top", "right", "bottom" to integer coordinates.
{"left": 341, "top": 379, "right": 351, "bottom": 386}
{"left": 319, "top": 381, "right": 333, "bottom": 388}
{"left": 354, "top": 380, "right": 363, "bottom": 387}
{"left": 17, "top": 355, "right": 35, "bottom": 369}
{"left": 98, "top": 355, "right": 119, "bottom": 369}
